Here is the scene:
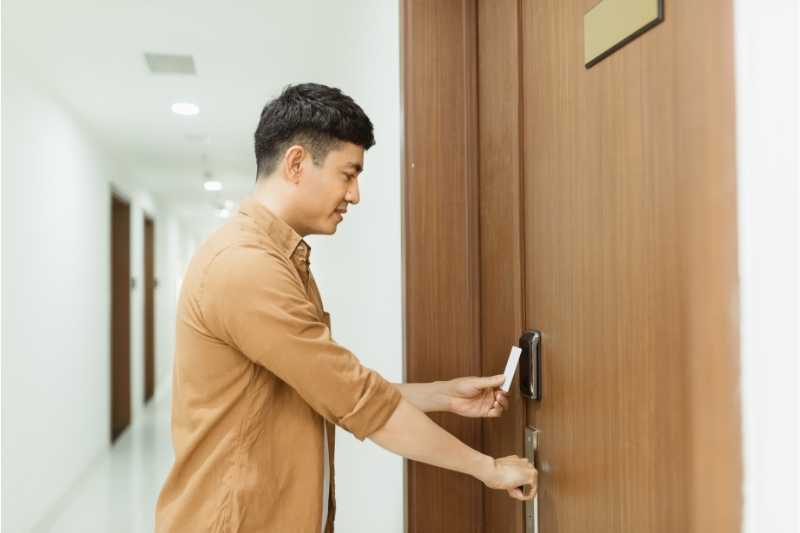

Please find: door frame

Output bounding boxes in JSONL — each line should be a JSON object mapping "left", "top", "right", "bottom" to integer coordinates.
{"left": 401, "top": 0, "right": 484, "bottom": 531}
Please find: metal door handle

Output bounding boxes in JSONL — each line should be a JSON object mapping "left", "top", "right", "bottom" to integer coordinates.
{"left": 524, "top": 426, "right": 540, "bottom": 533}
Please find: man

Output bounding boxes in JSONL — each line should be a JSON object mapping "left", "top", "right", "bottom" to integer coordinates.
{"left": 155, "top": 83, "right": 537, "bottom": 533}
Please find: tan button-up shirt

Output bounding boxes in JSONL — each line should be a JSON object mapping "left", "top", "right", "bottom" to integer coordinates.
{"left": 155, "top": 197, "right": 402, "bottom": 533}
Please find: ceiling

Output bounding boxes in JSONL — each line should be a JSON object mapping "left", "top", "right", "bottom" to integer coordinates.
{"left": 3, "top": 0, "right": 380, "bottom": 235}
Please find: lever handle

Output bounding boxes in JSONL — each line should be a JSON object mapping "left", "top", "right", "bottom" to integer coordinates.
{"left": 524, "top": 426, "right": 540, "bottom": 533}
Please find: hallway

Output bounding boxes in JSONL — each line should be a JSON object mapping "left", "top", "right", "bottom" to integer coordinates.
{"left": 31, "top": 387, "right": 173, "bottom": 533}
{"left": 3, "top": 1, "right": 405, "bottom": 531}
{"left": 2, "top": 1, "right": 797, "bottom": 532}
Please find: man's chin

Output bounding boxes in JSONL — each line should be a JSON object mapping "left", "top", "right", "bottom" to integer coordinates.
{"left": 327, "top": 217, "right": 341, "bottom": 234}
{"left": 319, "top": 223, "right": 338, "bottom": 235}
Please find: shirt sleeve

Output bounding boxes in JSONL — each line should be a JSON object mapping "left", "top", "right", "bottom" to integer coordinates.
{"left": 199, "top": 245, "right": 401, "bottom": 441}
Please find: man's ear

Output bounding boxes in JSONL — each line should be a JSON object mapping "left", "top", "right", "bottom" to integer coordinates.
{"left": 283, "top": 145, "right": 306, "bottom": 184}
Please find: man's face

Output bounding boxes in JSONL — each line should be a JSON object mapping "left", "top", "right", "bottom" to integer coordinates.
{"left": 293, "top": 141, "right": 364, "bottom": 236}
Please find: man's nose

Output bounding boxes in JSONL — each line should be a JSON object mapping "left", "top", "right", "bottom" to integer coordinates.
{"left": 346, "top": 178, "right": 360, "bottom": 204}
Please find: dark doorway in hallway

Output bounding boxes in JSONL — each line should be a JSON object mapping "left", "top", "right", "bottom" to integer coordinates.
{"left": 111, "top": 194, "right": 131, "bottom": 443}
{"left": 144, "top": 216, "right": 156, "bottom": 404}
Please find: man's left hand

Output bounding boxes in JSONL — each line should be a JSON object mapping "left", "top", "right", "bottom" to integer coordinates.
{"left": 444, "top": 375, "right": 510, "bottom": 418}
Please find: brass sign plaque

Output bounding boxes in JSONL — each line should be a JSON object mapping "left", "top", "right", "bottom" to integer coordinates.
{"left": 584, "top": 0, "right": 664, "bottom": 68}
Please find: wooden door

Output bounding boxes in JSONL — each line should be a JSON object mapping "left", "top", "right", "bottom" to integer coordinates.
{"left": 144, "top": 216, "right": 155, "bottom": 404}
{"left": 405, "top": 0, "right": 741, "bottom": 531}
{"left": 478, "top": 0, "right": 742, "bottom": 530}
{"left": 111, "top": 195, "right": 131, "bottom": 442}
{"left": 518, "top": 0, "right": 741, "bottom": 530}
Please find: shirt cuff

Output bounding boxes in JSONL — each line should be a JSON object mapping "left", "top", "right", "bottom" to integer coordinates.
{"left": 339, "top": 371, "right": 402, "bottom": 441}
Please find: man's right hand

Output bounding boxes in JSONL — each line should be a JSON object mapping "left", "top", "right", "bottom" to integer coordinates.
{"left": 481, "top": 454, "right": 538, "bottom": 501}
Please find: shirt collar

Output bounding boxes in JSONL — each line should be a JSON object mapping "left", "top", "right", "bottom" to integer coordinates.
{"left": 238, "top": 196, "right": 310, "bottom": 261}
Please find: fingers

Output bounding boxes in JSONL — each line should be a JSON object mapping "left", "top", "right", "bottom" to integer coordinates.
{"left": 507, "top": 487, "right": 526, "bottom": 500}
{"left": 507, "top": 484, "right": 537, "bottom": 501}
{"left": 489, "top": 391, "right": 510, "bottom": 416}
{"left": 494, "top": 391, "right": 509, "bottom": 410}
{"left": 477, "top": 374, "right": 505, "bottom": 388}
{"left": 481, "top": 374, "right": 505, "bottom": 388}
{"left": 488, "top": 404, "right": 504, "bottom": 417}
{"left": 513, "top": 467, "right": 538, "bottom": 501}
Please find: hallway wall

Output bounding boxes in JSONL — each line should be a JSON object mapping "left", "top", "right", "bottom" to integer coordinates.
{"left": 1, "top": 58, "right": 193, "bottom": 533}
{"left": 735, "top": 1, "right": 799, "bottom": 531}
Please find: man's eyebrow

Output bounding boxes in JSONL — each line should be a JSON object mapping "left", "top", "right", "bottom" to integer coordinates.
{"left": 344, "top": 162, "right": 363, "bottom": 173}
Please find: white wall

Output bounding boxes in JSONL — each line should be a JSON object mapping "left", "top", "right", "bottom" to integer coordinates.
{"left": 734, "top": 1, "right": 800, "bottom": 532}
{"left": 305, "top": 2, "right": 405, "bottom": 532}
{"left": 1, "top": 58, "right": 114, "bottom": 533}
{"left": 0, "top": 58, "right": 192, "bottom": 532}
{"left": 155, "top": 211, "right": 183, "bottom": 387}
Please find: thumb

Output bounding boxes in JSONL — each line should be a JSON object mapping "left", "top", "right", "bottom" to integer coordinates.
{"left": 484, "top": 374, "right": 505, "bottom": 387}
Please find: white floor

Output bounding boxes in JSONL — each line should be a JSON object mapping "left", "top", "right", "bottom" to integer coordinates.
{"left": 31, "top": 387, "right": 174, "bottom": 533}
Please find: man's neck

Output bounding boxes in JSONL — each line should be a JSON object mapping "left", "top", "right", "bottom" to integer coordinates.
{"left": 252, "top": 180, "right": 308, "bottom": 237}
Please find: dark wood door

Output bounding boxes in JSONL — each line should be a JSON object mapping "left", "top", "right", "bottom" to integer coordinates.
{"left": 111, "top": 195, "right": 131, "bottom": 442}
{"left": 405, "top": 0, "right": 741, "bottom": 531}
{"left": 144, "top": 216, "right": 155, "bottom": 404}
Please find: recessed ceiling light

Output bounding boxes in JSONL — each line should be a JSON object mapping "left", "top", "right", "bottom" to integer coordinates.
{"left": 204, "top": 180, "right": 222, "bottom": 191}
{"left": 172, "top": 102, "right": 199, "bottom": 116}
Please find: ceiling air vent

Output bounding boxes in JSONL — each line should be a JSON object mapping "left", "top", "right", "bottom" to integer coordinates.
{"left": 144, "top": 53, "right": 196, "bottom": 75}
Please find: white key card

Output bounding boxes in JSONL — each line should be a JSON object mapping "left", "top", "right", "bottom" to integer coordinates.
{"left": 501, "top": 346, "right": 522, "bottom": 392}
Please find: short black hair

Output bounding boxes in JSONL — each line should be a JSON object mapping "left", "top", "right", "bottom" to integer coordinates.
{"left": 254, "top": 83, "right": 375, "bottom": 178}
